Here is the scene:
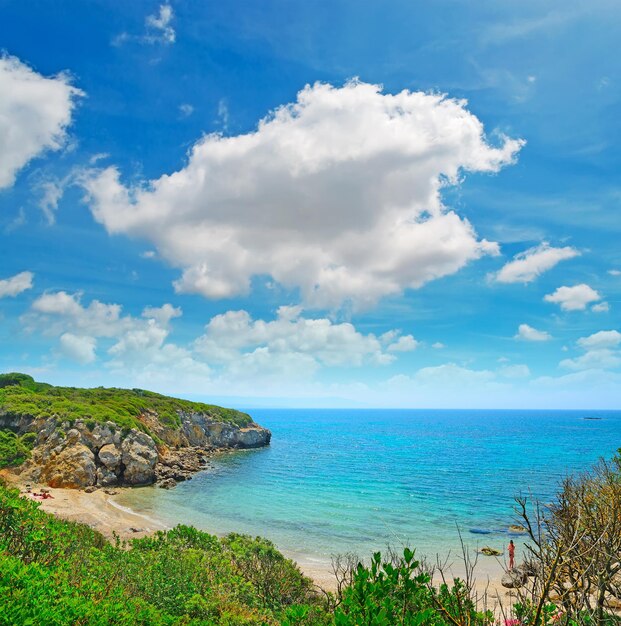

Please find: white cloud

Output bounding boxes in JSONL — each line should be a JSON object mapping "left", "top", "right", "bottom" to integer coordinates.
{"left": 384, "top": 364, "right": 506, "bottom": 406}
{"left": 412, "top": 363, "right": 496, "bottom": 386}
{"left": 142, "top": 303, "right": 182, "bottom": 326}
{"left": 145, "top": 4, "right": 175, "bottom": 44}
{"left": 544, "top": 284, "right": 601, "bottom": 311}
{"left": 432, "top": 342, "right": 445, "bottom": 349}
{"left": 26, "top": 291, "right": 210, "bottom": 378}
{"left": 386, "top": 335, "right": 418, "bottom": 352}
{"left": 493, "top": 242, "right": 579, "bottom": 284}
{"left": 515, "top": 323, "right": 551, "bottom": 342}
{"left": 113, "top": 4, "right": 175, "bottom": 47}
{"left": 59, "top": 333, "right": 96, "bottom": 364}
{"left": 30, "top": 291, "right": 127, "bottom": 336}
{"left": 217, "top": 99, "right": 229, "bottom": 130}
{"left": 499, "top": 364, "right": 531, "bottom": 378}
{"left": 38, "top": 180, "right": 64, "bottom": 224}
{"left": 560, "top": 329, "right": 621, "bottom": 372}
{"left": 0, "top": 271, "right": 34, "bottom": 298}
{"left": 560, "top": 350, "right": 621, "bottom": 372}
{"left": 609, "top": 269, "right": 621, "bottom": 276}
{"left": 4, "top": 207, "right": 27, "bottom": 234}
{"left": 0, "top": 55, "right": 82, "bottom": 189}
{"left": 179, "top": 103, "right": 194, "bottom": 118}
{"left": 25, "top": 293, "right": 414, "bottom": 385}
{"left": 83, "top": 80, "right": 522, "bottom": 309}
{"left": 592, "top": 302, "right": 609, "bottom": 313}
{"left": 89, "top": 153, "right": 110, "bottom": 165}
{"left": 194, "top": 306, "right": 408, "bottom": 368}
{"left": 577, "top": 330, "right": 621, "bottom": 351}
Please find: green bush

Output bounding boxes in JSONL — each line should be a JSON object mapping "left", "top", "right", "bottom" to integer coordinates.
{"left": 333, "top": 549, "right": 493, "bottom": 626}
{"left": 0, "top": 430, "right": 36, "bottom": 468}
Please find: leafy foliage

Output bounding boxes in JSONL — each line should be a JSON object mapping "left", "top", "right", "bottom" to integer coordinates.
{"left": 0, "top": 481, "right": 319, "bottom": 625}
{"left": 0, "top": 372, "right": 253, "bottom": 439}
{"left": 334, "top": 549, "right": 493, "bottom": 626}
{"left": 0, "top": 430, "right": 36, "bottom": 468}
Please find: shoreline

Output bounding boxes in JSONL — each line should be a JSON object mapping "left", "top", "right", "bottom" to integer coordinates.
{"left": 1, "top": 469, "right": 514, "bottom": 604}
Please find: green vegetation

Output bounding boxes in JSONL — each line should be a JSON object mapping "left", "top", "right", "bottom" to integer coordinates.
{"left": 0, "top": 373, "right": 253, "bottom": 438}
{"left": 0, "top": 430, "right": 36, "bottom": 469}
{"left": 333, "top": 549, "right": 492, "bottom": 625}
{"left": 0, "top": 481, "right": 321, "bottom": 625}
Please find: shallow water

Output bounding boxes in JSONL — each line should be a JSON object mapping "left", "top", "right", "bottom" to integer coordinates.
{"left": 117, "top": 409, "right": 621, "bottom": 568}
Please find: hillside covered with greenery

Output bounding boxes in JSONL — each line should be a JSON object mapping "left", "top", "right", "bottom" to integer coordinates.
{"left": 0, "top": 372, "right": 253, "bottom": 433}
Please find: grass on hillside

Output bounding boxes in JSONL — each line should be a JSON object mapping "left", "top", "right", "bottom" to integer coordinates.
{"left": 0, "top": 373, "right": 253, "bottom": 435}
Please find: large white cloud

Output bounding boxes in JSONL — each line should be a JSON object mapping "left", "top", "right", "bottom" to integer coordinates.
{"left": 544, "top": 284, "right": 601, "bottom": 311}
{"left": 0, "top": 271, "right": 34, "bottom": 298}
{"left": 0, "top": 55, "right": 83, "bottom": 189}
{"left": 83, "top": 80, "right": 523, "bottom": 309}
{"left": 493, "top": 242, "right": 579, "bottom": 283}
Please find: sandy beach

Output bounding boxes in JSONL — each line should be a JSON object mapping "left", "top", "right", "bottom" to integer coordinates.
{"left": 1, "top": 472, "right": 169, "bottom": 540}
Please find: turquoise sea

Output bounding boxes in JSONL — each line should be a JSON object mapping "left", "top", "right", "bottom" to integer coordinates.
{"left": 117, "top": 409, "right": 621, "bottom": 571}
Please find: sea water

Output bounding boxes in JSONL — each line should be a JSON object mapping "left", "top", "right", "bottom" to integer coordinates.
{"left": 116, "top": 409, "right": 621, "bottom": 570}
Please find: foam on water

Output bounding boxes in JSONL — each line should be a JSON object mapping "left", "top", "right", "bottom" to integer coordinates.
{"left": 116, "top": 409, "right": 621, "bottom": 569}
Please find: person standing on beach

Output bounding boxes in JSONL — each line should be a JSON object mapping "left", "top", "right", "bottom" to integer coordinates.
{"left": 508, "top": 540, "right": 515, "bottom": 569}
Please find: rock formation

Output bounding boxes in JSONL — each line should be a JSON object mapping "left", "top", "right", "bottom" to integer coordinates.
{"left": 1, "top": 412, "right": 270, "bottom": 489}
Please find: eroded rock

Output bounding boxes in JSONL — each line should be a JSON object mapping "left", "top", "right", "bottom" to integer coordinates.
{"left": 40, "top": 441, "right": 97, "bottom": 488}
{"left": 121, "top": 431, "right": 158, "bottom": 485}
{"left": 96, "top": 466, "right": 118, "bottom": 487}
{"left": 98, "top": 443, "right": 122, "bottom": 471}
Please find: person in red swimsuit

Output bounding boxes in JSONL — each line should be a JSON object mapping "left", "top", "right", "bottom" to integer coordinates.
{"left": 508, "top": 540, "right": 515, "bottom": 569}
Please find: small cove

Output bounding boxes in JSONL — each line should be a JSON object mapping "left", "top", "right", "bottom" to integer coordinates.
{"left": 116, "top": 408, "right": 621, "bottom": 575}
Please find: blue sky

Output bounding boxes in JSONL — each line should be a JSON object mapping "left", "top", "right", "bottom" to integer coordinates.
{"left": 1, "top": 0, "right": 620, "bottom": 408}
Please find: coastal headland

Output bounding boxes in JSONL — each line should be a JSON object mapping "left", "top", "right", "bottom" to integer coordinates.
{"left": 0, "top": 372, "right": 271, "bottom": 490}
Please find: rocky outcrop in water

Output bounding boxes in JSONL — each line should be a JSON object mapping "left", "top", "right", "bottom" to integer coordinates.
{"left": 2, "top": 411, "right": 270, "bottom": 489}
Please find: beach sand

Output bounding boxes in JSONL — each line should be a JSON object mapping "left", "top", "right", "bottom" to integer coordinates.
{"left": 2, "top": 470, "right": 515, "bottom": 609}
{"left": 1, "top": 471, "right": 169, "bottom": 540}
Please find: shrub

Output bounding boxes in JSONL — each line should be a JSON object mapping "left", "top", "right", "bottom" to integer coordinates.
{"left": 0, "top": 430, "right": 35, "bottom": 468}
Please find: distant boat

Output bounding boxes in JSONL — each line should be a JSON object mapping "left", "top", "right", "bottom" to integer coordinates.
{"left": 582, "top": 416, "right": 602, "bottom": 420}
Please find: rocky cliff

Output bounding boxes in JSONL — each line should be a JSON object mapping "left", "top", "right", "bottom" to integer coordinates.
{"left": 0, "top": 374, "right": 271, "bottom": 489}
